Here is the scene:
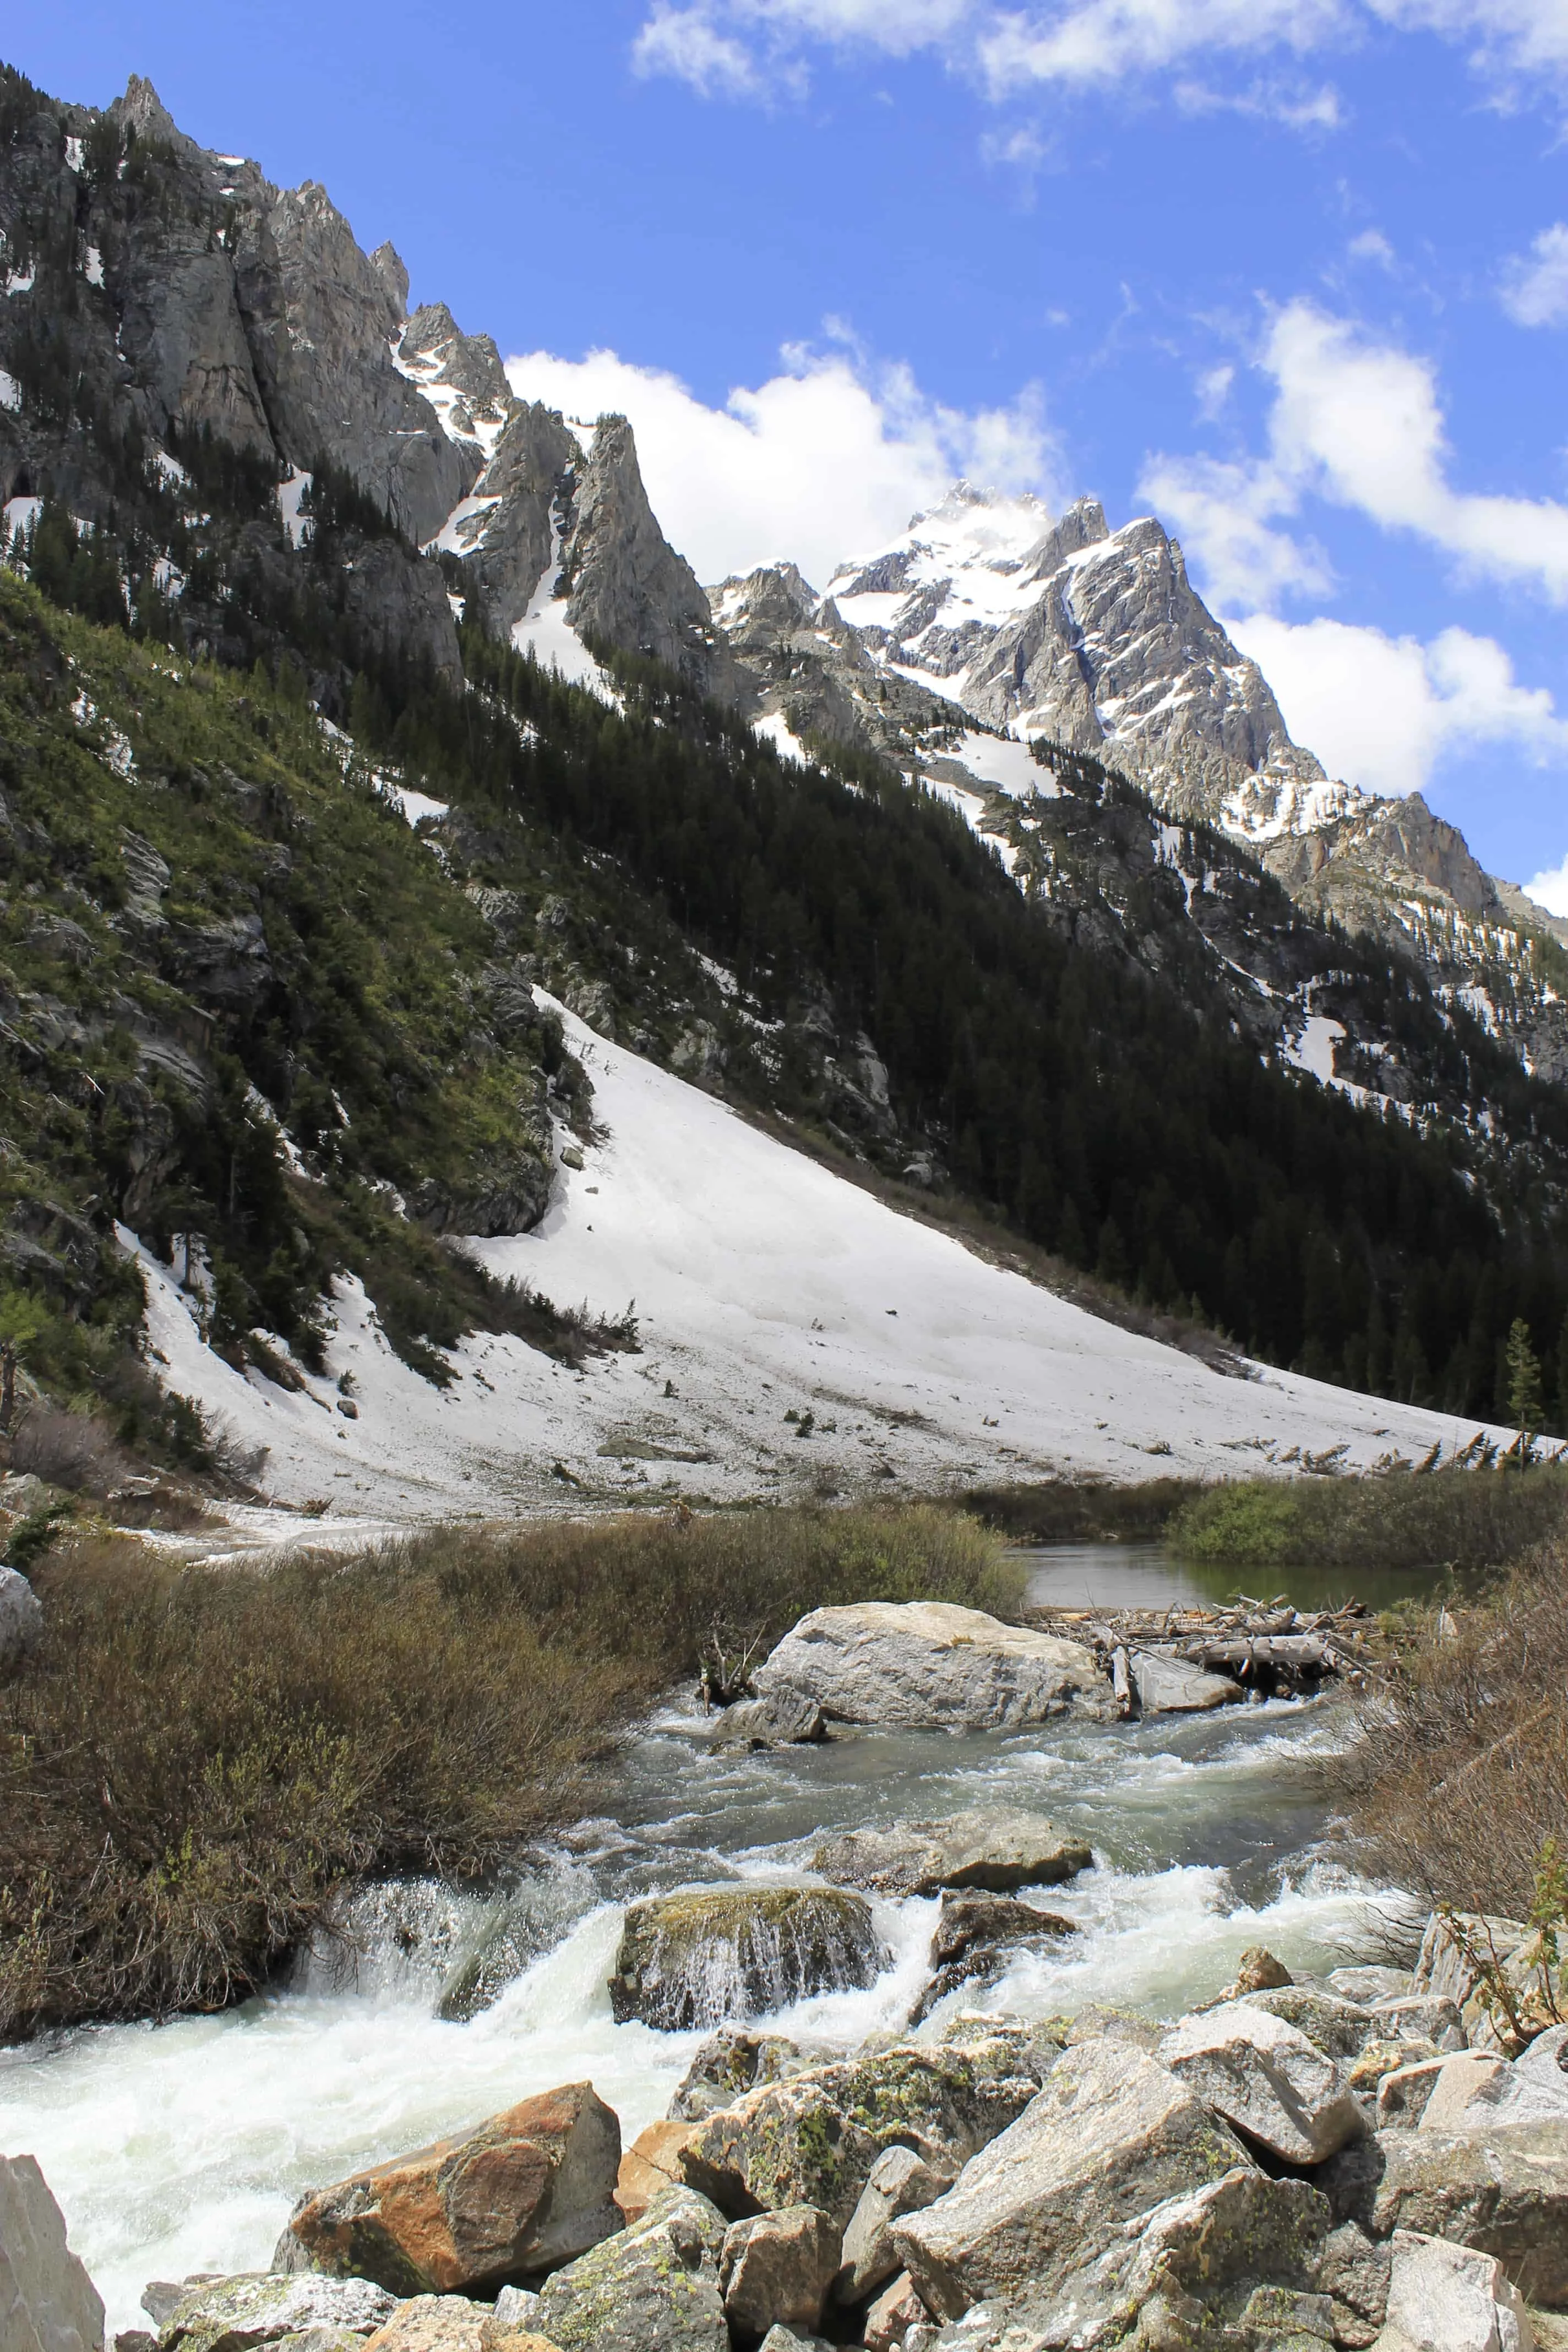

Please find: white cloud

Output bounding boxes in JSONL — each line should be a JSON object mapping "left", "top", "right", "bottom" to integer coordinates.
{"left": 1139, "top": 447, "right": 1331, "bottom": 607}
{"left": 1147, "top": 301, "right": 1568, "bottom": 610}
{"left": 1347, "top": 226, "right": 1395, "bottom": 266}
{"left": 1173, "top": 77, "right": 1343, "bottom": 124}
{"left": 630, "top": 0, "right": 1568, "bottom": 109}
{"left": 1526, "top": 853, "right": 1568, "bottom": 914}
{"left": 1195, "top": 362, "right": 1235, "bottom": 418}
{"left": 504, "top": 338, "right": 1060, "bottom": 585}
{"left": 632, "top": 8, "right": 770, "bottom": 96}
{"left": 1229, "top": 612, "right": 1568, "bottom": 797}
{"left": 1502, "top": 222, "right": 1568, "bottom": 326}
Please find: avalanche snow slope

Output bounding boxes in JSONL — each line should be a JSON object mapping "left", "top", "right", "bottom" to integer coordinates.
{"left": 128, "top": 1004, "right": 1505, "bottom": 1521}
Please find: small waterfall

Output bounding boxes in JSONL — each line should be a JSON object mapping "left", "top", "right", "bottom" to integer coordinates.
{"left": 295, "top": 1859, "right": 598, "bottom": 2013}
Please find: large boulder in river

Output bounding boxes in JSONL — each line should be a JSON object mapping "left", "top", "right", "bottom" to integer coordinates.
{"left": 679, "top": 2033, "right": 1043, "bottom": 2228}
{"left": 751, "top": 1602, "right": 1106, "bottom": 1731}
{"left": 890, "top": 2039, "right": 1253, "bottom": 2320}
{"left": 278, "top": 2084, "right": 621, "bottom": 2294}
{"left": 0, "top": 2154, "right": 104, "bottom": 2352}
{"left": 810, "top": 1807, "right": 1092, "bottom": 1899}
{"left": 0, "top": 1563, "right": 43, "bottom": 1675}
{"left": 535, "top": 2186, "right": 727, "bottom": 2352}
{"left": 608, "top": 1889, "right": 884, "bottom": 2031}
{"left": 1157, "top": 2000, "right": 1366, "bottom": 2164}
{"left": 156, "top": 2275, "right": 396, "bottom": 2352}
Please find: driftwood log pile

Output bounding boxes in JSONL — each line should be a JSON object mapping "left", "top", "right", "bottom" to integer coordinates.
{"left": 1024, "top": 1595, "right": 1382, "bottom": 1716}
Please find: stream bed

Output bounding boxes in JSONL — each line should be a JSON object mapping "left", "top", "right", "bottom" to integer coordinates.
{"left": 0, "top": 1542, "right": 1426, "bottom": 2335}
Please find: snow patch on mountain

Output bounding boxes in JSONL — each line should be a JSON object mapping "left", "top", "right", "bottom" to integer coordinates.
{"left": 128, "top": 997, "right": 1510, "bottom": 1523}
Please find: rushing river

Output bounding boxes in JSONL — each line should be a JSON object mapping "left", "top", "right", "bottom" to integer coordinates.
{"left": 0, "top": 1543, "right": 1422, "bottom": 2337}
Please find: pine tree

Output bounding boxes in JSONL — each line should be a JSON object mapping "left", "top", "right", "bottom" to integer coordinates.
{"left": 1506, "top": 1318, "right": 1544, "bottom": 1445}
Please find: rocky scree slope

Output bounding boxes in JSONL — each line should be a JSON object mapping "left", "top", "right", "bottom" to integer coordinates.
{"left": 6, "top": 62, "right": 1568, "bottom": 1442}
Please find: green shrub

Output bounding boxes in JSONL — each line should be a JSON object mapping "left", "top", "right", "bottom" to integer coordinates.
{"left": 1170, "top": 1467, "right": 1568, "bottom": 1574}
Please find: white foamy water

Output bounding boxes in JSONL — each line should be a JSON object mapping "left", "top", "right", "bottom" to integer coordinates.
{"left": 0, "top": 1549, "right": 1415, "bottom": 2338}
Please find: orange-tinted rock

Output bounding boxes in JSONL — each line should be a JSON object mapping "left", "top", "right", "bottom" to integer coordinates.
{"left": 359, "top": 2297, "right": 560, "bottom": 2352}
{"left": 281, "top": 2085, "right": 621, "bottom": 2295}
{"left": 613, "top": 2123, "right": 701, "bottom": 2226}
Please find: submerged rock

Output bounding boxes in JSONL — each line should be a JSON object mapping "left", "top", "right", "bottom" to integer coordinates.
{"left": 707, "top": 1692, "right": 827, "bottom": 1752}
{"left": 534, "top": 2186, "right": 727, "bottom": 2352}
{"left": 752, "top": 1602, "right": 1106, "bottom": 1732}
{"left": 913, "top": 1892, "right": 1078, "bottom": 2022}
{"left": 811, "top": 1808, "right": 1092, "bottom": 1899}
{"left": 889, "top": 2040, "right": 1252, "bottom": 2320}
{"left": 680, "top": 2033, "right": 1040, "bottom": 2229}
{"left": 0, "top": 2155, "right": 105, "bottom": 2352}
{"left": 278, "top": 2084, "right": 620, "bottom": 2294}
{"left": 608, "top": 1889, "right": 884, "bottom": 2032}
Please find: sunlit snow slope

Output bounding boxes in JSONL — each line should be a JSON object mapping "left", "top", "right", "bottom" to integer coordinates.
{"left": 129, "top": 1001, "right": 1506, "bottom": 1522}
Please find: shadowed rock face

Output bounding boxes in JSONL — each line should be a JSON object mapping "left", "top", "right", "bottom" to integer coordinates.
{"left": 562, "top": 417, "right": 745, "bottom": 705}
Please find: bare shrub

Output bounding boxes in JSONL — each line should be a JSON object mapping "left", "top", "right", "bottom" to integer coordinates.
{"left": 7, "top": 1403, "right": 127, "bottom": 1496}
{"left": 1332, "top": 1536, "right": 1568, "bottom": 1917}
{"left": 0, "top": 1502, "right": 1013, "bottom": 2039}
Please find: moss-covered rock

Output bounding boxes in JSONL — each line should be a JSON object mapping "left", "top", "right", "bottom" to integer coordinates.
{"left": 679, "top": 2032, "right": 1042, "bottom": 2229}
{"left": 535, "top": 2186, "right": 727, "bottom": 2352}
{"left": 608, "top": 1888, "right": 885, "bottom": 2033}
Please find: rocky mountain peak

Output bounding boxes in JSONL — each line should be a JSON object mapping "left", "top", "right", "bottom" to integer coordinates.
{"left": 112, "top": 74, "right": 195, "bottom": 155}
{"left": 559, "top": 415, "right": 741, "bottom": 699}
{"left": 369, "top": 240, "right": 409, "bottom": 322}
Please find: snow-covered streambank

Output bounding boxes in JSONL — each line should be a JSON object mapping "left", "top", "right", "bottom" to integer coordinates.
{"left": 128, "top": 999, "right": 1507, "bottom": 1523}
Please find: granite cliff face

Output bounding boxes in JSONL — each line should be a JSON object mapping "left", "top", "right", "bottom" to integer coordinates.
{"left": 708, "top": 484, "right": 1568, "bottom": 1095}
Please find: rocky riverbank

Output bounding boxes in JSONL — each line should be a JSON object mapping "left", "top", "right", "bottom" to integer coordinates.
{"left": 12, "top": 1902, "right": 1567, "bottom": 2352}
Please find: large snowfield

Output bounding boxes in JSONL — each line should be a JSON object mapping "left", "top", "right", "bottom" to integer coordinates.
{"left": 127, "top": 1001, "right": 1511, "bottom": 1533}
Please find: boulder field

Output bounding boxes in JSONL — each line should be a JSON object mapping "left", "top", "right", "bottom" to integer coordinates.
{"left": 13, "top": 1914, "right": 1568, "bottom": 2352}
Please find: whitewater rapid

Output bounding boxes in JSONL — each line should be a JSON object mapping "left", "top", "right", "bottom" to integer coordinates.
{"left": 0, "top": 1547, "right": 1414, "bottom": 2337}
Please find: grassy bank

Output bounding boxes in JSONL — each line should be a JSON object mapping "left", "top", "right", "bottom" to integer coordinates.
{"left": 0, "top": 1504, "right": 1017, "bottom": 2041}
{"left": 960, "top": 1478, "right": 1202, "bottom": 1546}
{"left": 1333, "top": 1536, "right": 1568, "bottom": 1919}
{"left": 1169, "top": 1466, "right": 1568, "bottom": 1576}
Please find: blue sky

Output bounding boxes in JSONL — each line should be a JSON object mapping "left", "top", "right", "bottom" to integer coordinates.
{"left": 13, "top": 0, "right": 1568, "bottom": 892}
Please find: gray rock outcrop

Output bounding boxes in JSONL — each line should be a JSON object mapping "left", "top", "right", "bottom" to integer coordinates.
{"left": 718, "top": 2207, "right": 841, "bottom": 2337}
{"left": 534, "top": 2185, "right": 727, "bottom": 2352}
{"left": 1377, "top": 2227, "right": 1534, "bottom": 2352}
{"left": 0, "top": 1562, "right": 43, "bottom": 1673}
{"left": 0, "top": 2154, "right": 105, "bottom": 2352}
{"left": 1157, "top": 2000, "right": 1366, "bottom": 2164}
{"left": 754, "top": 1602, "right": 1105, "bottom": 1732}
{"left": 560, "top": 417, "right": 743, "bottom": 705}
{"left": 889, "top": 2039, "right": 1252, "bottom": 2318}
{"left": 154, "top": 2274, "right": 396, "bottom": 2352}
{"left": 679, "top": 2032, "right": 1043, "bottom": 2229}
